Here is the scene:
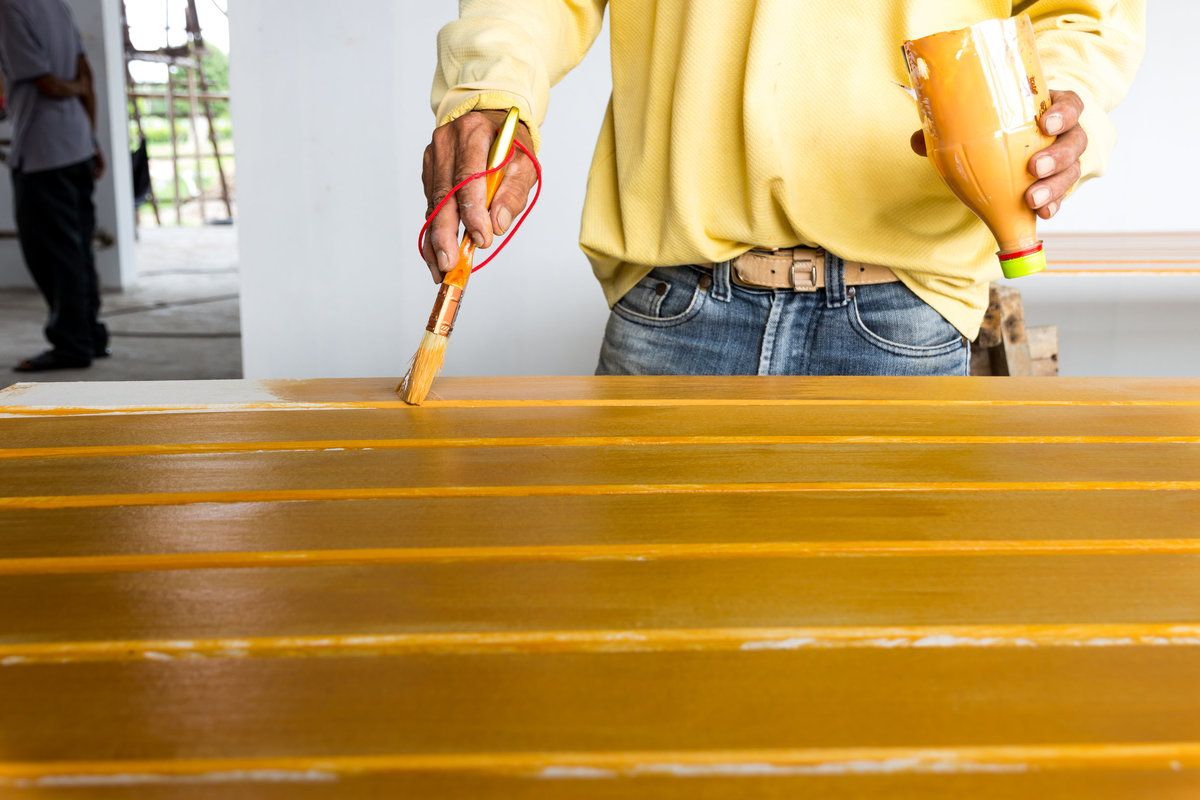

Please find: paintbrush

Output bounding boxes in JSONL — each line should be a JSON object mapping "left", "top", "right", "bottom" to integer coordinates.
{"left": 399, "top": 107, "right": 522, "bottom": 405}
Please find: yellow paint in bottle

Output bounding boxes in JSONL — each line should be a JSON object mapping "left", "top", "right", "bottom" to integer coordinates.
{"left": 903, "top": 14, "right": 1054, "bottom": 278}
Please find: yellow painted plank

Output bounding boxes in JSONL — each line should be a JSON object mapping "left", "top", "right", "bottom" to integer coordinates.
{"left": 3, "top": 750, "right": 1200, "bottom": 798}
{"left": 3, "top": 376, "right": 1200, "bottom": 417}
{"left": 2, "top": 555, "right": 1199, "bottom": 649}
{"left": 406, "top": 376, "right": 1200, "bottom": 405}
{"left": 7, "top": 539, "right": 1200, "bottom": 577}
{"left": 8, "top": 484, "right": 1200, "bottom": 511}
{"left": 1, "top": 491, "right": 1196, "bottom": 561}
{"left": 1, "top": 444, "right": 1199, "bottom": 503}
{"left": 1, "top": 649, "right": 1198, "bottom": 761}
{"left": 2, "top": 405, "right": 1199, "bottom": 453}
{"left": 6, "top": 623, "right": 1200, "bottom": 666}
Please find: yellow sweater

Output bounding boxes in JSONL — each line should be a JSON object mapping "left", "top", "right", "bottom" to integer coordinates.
{"left": 433, "top": 1, "right": 1145, "bottom": 338}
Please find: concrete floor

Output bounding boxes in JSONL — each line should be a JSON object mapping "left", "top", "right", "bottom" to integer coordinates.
{"left": 0, "top": 226, "right": 242, "bottom": 390}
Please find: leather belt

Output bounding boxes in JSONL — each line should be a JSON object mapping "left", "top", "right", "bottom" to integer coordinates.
{"left": 717, "top": 247, "right": 900, "bottom": 292}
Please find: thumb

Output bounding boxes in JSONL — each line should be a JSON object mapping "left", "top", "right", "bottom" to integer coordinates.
{"left": 489, "top": 157, "right": 536, "bottom": 235}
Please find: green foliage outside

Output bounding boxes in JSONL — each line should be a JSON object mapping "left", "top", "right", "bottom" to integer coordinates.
{"left": 127, "top": 45, "right": 235, "bottom": 219}
{"left": 129, "top": 45, "right": 231, "bottom": 134}
{"left": 138, "top": 116, "right": 232, "bottom": 145}
{"left": 201, "top": 45, "right": 229, "bottom": 115}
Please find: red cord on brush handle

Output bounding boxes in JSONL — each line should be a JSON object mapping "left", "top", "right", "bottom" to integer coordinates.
{"left": 417, "top": 139, "right": 542, "bottom": 274}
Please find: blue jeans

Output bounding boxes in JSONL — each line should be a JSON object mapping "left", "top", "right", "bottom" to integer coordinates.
{"left": 596, "top": 253, "right": 970, "bottom": 376}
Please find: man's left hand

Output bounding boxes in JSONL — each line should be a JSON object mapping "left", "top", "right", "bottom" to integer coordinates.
{"left": 92, "top": 148, "right": 106, "bottom": 181}
{"left": 909, "top": 89, "right": 1088, "bottom": 220}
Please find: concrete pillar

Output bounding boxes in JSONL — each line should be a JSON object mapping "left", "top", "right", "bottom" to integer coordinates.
{"left": 68, "top": 0, "right": 136, "bottom": 290}
{"left": 0, "top": 0, "right": 135, "bottom": 289}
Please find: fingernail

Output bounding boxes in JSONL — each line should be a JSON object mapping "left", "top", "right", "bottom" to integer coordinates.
{"left": 496, "top": 208, "right": 512, "bottom": 234}
{"left": 1035, "top": 155, "right": 1054, "bottom": 177}
{"left": 1047, "top": 201, "right": 1060, "bottom": 217}
{"left": 436, "top": 250, "right": 449, "bottom": 271}
{"left": 1031, "top": 187, "right": 1051, "bottom": 207}
{"left": 471, "top": 231, "right": 486, "bottom": 247}
{"left": 1044, "top": 114, "right": 1063, "bottom": 134}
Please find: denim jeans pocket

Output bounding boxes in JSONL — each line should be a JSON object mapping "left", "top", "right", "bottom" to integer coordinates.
{"left": 846, "top": 282, "right": 965, "bottom": 358}
{"left": 612, "top": 266, "right": 709, "bottom": 328}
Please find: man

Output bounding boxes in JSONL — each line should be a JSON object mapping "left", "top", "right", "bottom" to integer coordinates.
{"left": 1, "top": 0, "right": 107, "bottom": 372}
{"left": 424, "top": 2, "right": 1144, "bottom": 376}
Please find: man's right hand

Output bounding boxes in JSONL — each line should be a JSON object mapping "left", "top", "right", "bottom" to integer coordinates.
{"left": 421, "top": 110, "right": 537, "bottom": 284}
{"left": 32, "top": 74, "right": 85, "bottom": 99}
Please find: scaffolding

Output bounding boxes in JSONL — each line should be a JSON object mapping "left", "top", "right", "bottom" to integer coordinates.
{"left": 122, "top": 0, "right": 232, "bottom": 226}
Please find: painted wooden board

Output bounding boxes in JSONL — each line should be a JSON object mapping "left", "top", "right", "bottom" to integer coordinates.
{"left": 4, "top": 375, "right": 1200, "bottom": 412}
{"left": 1, "top": 490, "right": 1198, "bottom": 560}
{"left": 3, "top": 442, "right": 1200, "bottom": 506}
{"left": 0, "top": 376, "right": 1198, "bottom": 797}
{"left": 11, "top": 772, "right": 1200, "bottom": 800}
{"left": 7, "top": 774, "right": 1200, "bottom": 800}
{"left": 4, "top": 649, "right": 1200, "bottom": 756}
{"left": 5, "top": 555, "right": 1200, "bottom": 654}
{"left": 4, "top": 404, "right": 1200, "bottom": 451}
{"left": 1043, "top": 231, "right": 1200, "bottom": 274}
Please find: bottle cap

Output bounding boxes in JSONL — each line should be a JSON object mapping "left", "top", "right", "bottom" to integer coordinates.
{"left": 998, "top": 242, "right": 1046, "bottom": 279}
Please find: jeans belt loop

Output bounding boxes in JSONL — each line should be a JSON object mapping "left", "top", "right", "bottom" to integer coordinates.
{"left": 711, "top": 260, "right": 733, "bottom": 303}
{"left": 790, "top": 248, "right": 820, "bottom": 292}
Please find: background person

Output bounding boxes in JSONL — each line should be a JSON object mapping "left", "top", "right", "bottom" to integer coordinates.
{"left": 0, "top": 0, "right": 107, "bottom": 372}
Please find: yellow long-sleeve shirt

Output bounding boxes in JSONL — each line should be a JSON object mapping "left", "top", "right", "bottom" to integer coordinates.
{"left": 433, "top": 1, "right": 1145, "bottom": 338}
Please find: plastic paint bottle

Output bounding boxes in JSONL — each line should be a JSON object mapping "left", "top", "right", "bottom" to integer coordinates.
{"left": 903, "top": 14, "right": 1054, "bottom": 278}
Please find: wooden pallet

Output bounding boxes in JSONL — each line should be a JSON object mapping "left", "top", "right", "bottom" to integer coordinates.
{"left": 972, "top": 284, "right": 1059, "bottom": 376}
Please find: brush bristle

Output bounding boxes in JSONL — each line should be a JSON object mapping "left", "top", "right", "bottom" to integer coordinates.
{"left": 399, "top": 331, "right": 448, "bottom": 405}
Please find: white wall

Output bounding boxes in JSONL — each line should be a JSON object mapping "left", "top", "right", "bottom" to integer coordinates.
{"left": 232, "top": 2, "right": 612, "bottom": 379}
{"left": 0, "top": 124, "right": 20, "bottom": 284}
{"left": 1049, "top": 3, "right": 1199, "bottom": 232}
{"left": 1024, "top": 3, "right": 1200, "bottom": 376}
{"left": 67, "top": 0, "right": 136, "bottom": 289}
{"left": 233, "top": 2, "right": 1196, "bottom": 379}
{"left": 0, "top": 0, "right": 134, "bottom": 290}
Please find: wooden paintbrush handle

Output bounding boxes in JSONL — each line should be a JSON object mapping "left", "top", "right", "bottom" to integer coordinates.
{"left": 443, "top": 238, "right": 475, "bottom": 288}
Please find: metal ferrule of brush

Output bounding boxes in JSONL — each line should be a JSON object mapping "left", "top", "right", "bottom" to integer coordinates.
{"left": 426, "top": 282, "right": 464, "bottom": 337}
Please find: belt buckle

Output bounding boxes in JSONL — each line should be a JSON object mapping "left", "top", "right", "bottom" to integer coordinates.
{"left": 790, "top": 249, "right": 820, "bottom": 292}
